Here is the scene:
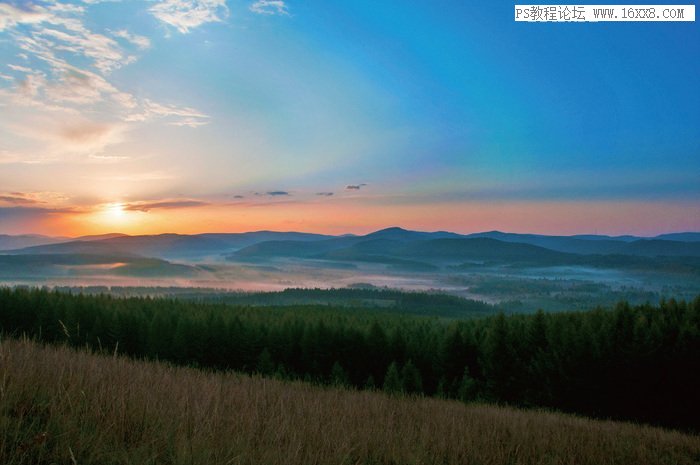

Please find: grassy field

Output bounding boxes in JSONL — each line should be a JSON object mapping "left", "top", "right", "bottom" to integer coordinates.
{"left": 1, "top": 338, "right": 699, "bottom": 465}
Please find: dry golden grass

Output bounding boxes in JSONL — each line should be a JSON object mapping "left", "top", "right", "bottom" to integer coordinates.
{"left": 1, "top": 338, "right": 698, "bottom": 465}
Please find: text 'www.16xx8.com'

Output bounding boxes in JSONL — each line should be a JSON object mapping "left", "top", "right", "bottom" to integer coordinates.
{"left": 515, "top": 5, "right": 695, "bottom": 22}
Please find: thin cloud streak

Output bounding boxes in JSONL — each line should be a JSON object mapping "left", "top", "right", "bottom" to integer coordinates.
{"left": 0, "top": 195, "right": 39, "bottom": 205}
{"left": 123, "top": 200, "right": 209, "bottom": 212}
{"left": 112, "top": 29, "right": 151, "bottom": 50}
{"left": 249, "top": 1, "right": 290, "bottom": 16}
{"left": 150, "top": 0, "right": 229, "bottom": 34}
{"left": 0, "top": 205, "right": 77, "bottom": 220}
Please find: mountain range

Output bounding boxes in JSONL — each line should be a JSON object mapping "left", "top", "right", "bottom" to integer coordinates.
{"left": 1, "top": 227, "right": 699, "bottom": 277}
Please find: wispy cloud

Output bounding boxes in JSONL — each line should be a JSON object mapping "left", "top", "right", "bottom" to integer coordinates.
{"left": 7, "top": 114, "right": 127, "bottom": 155}
{"left": 0, "top": 3, "right": 51, "bottom": 31}
{"left": 266, "top": 190, "right": 290, "bottom": 196}
{"left": 345, "top": 184, "right": 367, "bottom": 190}
{"left": 0, "top": 190, "right": 75, "bottom": 227}
{"left": 0, "top": 195, "right": 39, "bottom": 205}
{"left": 2, "top": 1, "right": 133, "bottom": 75}
{"left": 0, "top": 0, "right": 210, "bottom": 160}
{"left": 150, "top": 0, "right": 229, "bottom": 34}
{"left": 123, "top": 199, "right": 209, "bottom": 212}
{"left": 112, "top": 29, "right": 151, "bottom": 50}
{"left": 7, "top": 64, "right": 33, "bottom": 73}
{"left": 44, "top": 68, "right": 124, "bottom": 106}
{"left": 0, "top": 191, "right": 69, "bottom": 206}
{"left": 249, "top": 1, "right": 290, "bottom": 16}
{"left": 57, "top": 121, "right": 125, "bottom": 151}
{"left": 0, "top": 206, "right": 76, "bottom": 222}
{"left": 125, "top": 99, "right": 209, "bottom": 127}
{"left": 316, "top": 192, "right": 334, "bottom": 196}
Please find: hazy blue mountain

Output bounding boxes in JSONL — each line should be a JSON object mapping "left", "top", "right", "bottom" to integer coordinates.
{"left": 655, "top": 232, "right": 700, "bottom": 242}
{"left": 398, "top": 238, "right": 572, "bottom": 263}
{"left": 232, "top": 236, "right": 573, "bottom": 266}
{"left": 5, "top": 231, "right": 334, "bottom": 260}
{"left": 4, "top": 228, "right": 700, "bottom": 266}
{"left": 463, "top": 231, "right": 631, "bottom": 254}
{"left": 0, "top": 233, "right": 127, "bottom": 252}
{"left": 0, "top": 253, "right": 201, "bottom": 278}
{"left": 363, "top": 227, "right": 464, "bottom": 241}
{"left": 231, "top": 237, "right": 358, "bottom": 260}
{"left": 0, "top": 234, "right": 67, "bottom": 251}
{"left": 321, "top": 239, "right": 405, "bottom": 256}
{"left": 229, "top": 229, "right": 471, "bottom": 262}
{"left": 618, "top": 239, "right": 700, "bottom": 257}
{"left": 197, "top": 231, "right": 333, "bottom": 249}
{"left": 229, "top": 233, "right": 700, "bottom": 271}
{"left": 5, "top": 240, "right": 133, "bottom": 256}
{"left": 74, "top": 233, "right": 130, "bottom": 241}
{"left": 570, "top": 234, "right": 639, "bottom": 242}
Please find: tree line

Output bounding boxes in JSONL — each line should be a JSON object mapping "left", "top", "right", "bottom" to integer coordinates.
{"left": 0, "top": 287, "right": 698, "bottom": 430}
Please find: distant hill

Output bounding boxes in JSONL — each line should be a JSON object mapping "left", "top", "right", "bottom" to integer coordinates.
{"left": 617, "top": 239, "right": 700, "bottom": 257}
{"left": 4, "top": 231, "right": 333, "bottom": 260}
{"left": 231, "top": 238, "right": 352, "bottom": 260}
{"left": 0, "top": 234, "right": 67, "bottom": 250}
{"left": 363, "top": 227, "right": 464, "bottom": 241}
{"left": 74, "top": 233, "right": 130, "bottom": 241}
{"left": 0, "top": 233, "right": 126, "bottom": 251}
{"left": 655, "top": 232, "right": 700, "bottom": 242}
{"left": 232, "top": 236, "right": 574, "bottom": 266}
{"left": 4, "top": 228, "right": 700, "bottom": 267}
{"left": 398, "top": 237, "right": 573, "bottom": 263}
{"left": 463, "top": 231, "right": 700, "bottom": 256}
{"left": 0, "top": 253, "right": 201, "bottom": 278}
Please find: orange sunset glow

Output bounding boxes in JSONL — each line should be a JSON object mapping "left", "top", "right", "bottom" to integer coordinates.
{"left": 10, "top": 199, "right": 697, "bottom": 238}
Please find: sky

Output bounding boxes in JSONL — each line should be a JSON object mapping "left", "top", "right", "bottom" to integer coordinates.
{"left": 0, "top": 0, "right": 698, "bottom": 237}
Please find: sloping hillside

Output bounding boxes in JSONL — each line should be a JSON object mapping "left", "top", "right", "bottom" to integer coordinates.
{"left": 2, "top": 338, "right": 698, "bottom": 465}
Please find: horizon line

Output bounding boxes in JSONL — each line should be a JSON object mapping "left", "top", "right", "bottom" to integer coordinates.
{"left": 3, "top": 226, "right": 699, "bottom": 240}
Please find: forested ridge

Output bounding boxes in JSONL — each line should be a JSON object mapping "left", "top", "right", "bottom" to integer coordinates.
{"left": 0, "top": 287, "right": 698, "bottom": 430}
{"left": 51, "top": 286, "right": 499, "bottom": 318}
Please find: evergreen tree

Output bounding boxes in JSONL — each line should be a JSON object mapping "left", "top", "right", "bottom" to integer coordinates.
{"left": 331, "top": 361, "right": 350, "bottom": 387}
{"left": 257, "top": 348, "right": 275, "bottom": 375}
{"left": 364, "top": 321, "right": 390, "bottom": 384}
{"left": 457, "top": 367, "right": 477, "bottom": 402}
{"left": 440, "top": 325, "right": 467, "bottom": 387}
{"left": 383, "top": 361, "right": 402, "bottom": 394}
{"left": 401, "top": 359, "right": 423, "bottom": 394}
{"left": 483, "top": 313, "right": 516, "bottom": 403}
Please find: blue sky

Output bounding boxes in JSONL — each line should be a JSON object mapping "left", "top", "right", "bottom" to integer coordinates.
{"left": 0, "top": 0, "right": 698, "bottom": 235}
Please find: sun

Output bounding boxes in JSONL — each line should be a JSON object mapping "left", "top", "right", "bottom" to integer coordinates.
{"left": 105, "top": 203, "right": 126, "bottom": 220}
{"left": 95, "top": 202, "right": 134, "bottom": 229}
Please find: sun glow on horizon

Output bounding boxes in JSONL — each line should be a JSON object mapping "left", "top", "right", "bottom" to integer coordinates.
{"left": 106, "top": 203, "right": 125, "bottom": 219}
{"left": 37, "top": 199, "right": 700, "bottom": 239}
{"left": 93, "top": 202, "right": 136, "bottom": 229}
